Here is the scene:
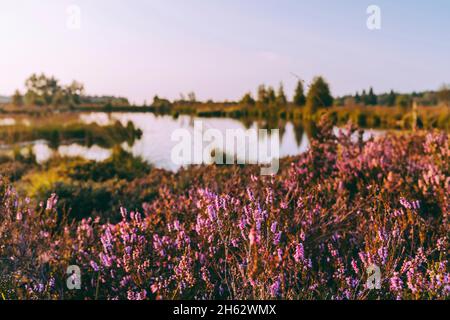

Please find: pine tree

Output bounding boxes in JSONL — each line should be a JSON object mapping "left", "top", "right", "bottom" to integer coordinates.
{"left": 266, "top": 86, "right": 276, "bottom": 105}
{"left": 387, "top": 90, "right": 396, "bottom": 106}
{"left": 305, "top": 76, "right": 333, "bottom": 114}
{"left": 355, "top": 91, "right": 361, "bottom": 104}
{"left": 276, "top": 83, "right": 287, "bottom": 106}
{"left": 257, "top": 84, "right": 268, "bottom": 104}
{"left": 361, "top": 90, "right": 368, "bottom": 105}
{"left": 368, "top": 87, "right": 377, "bottom": 105}
{"left": 240, "top": 92, "right": 255, "bottom": 106}
{"left": 293, "top": 81, "right": 306, "bottom": 106}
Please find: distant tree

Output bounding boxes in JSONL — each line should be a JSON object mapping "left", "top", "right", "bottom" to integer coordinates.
{"left": 438, "top": 84, "right": 450, "bottom": 107}
{"left": 266, "top": 86, "right": 276, "bottom": 105}
{"left": 276, "top": 83, "right": 287, "bottom": 106}
{"left": 51, "top": 89, "right": 67, "bottom": 106}
{"left": 344, "top": 96, "right": 356, "bottom": 107}
{"left": 240, "top": 92, "right": 255, "bottom": 106}
{"left": 396, "top": 95, "right": 411, "bottom": 110}
{"left": 305, "top": 76, "right": 333, "bottom": 114}
{"left": 419, "top": 92, "right": 438, "bottom": 106}
{"left": 24, "top": 91, "right": 44, "bottom": 106}
{"left": 354, "top": 92, "right": 361, "bottom": 104}
{"left": 22, "top": 73, "right": 85, "bottom": 107}
{"left": 257, "top": 84, "right": 268, "bottom": 104}
{"left": 65, "top": 80, "right": 84, "bottom": 105}
{"left": 367, "top": 87, "right": 378, "bottom": 105}
{"left": 361, "top": 89, "right": 368, "bottom": 105}
{"left": 12, "top": 90, "right": 23, "bottom": 106}
{"left": 293, "top": 81, "right": 306, "bottom": 106}
{"left": 25, "top": 73, "right": 61, "bottom": 105}
{"left": 187, "top": 92, "right": 197, "bottom": 103}
{"left": 152, "top": 95, "right": 171, "bottom": 111}
{"left": 387, "top": 90, "right": 396, "bottom": 106}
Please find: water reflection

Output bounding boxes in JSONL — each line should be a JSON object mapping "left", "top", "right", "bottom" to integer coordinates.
{"left": 79, "top": 113, "right": 315, "bottom": 171}
{"left": 1, "top": 113, "right": 384, "bottom": 171}
{"left": 32, "top": 142, "right": 111, "bottom": 163}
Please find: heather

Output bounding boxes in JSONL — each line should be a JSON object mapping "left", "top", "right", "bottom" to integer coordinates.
{"left": 0, "top": 119, "right": 448, "bottom": 300}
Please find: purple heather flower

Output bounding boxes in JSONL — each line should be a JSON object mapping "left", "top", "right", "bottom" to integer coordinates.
{"left": 270, "top": 278, "right": 281, "bottom": 298}
{"left": 277, "top": 248, "right": 283, "bottom": 261}
{"left": 351, "top": 259, "right": 359, "bottom": 274}
{"left": 46, "top": 193, "right": 58, "bottom": 210}
{"left": 270, "top": 221, "right": 278, "bottom": 233}
{"left": 390, "top": 272, "right": 403, "bottom": 293}
{"left": 246, "top": 188, "right": 255, "bottom": 202}
{"left": 207, "top": 205, "right": 217, "bottom": 221}
{"left": 273, "top": 232, "right": 281, "bottom": 246}
{"left": 90, "top": 260, "right": 99, "bottom": 272}
{"left": 294, "top": 243, "right": 304, "bottom": 263}
{"left": 239, "top": 217, "right": 247, "bottom": 231}
{"left": 47, "top": 277, "right": 55, "bottom": 290}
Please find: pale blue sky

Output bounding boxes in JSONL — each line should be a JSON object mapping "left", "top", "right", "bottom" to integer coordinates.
{"left": 1, "top": 0, "right": 449, "bottom": 104}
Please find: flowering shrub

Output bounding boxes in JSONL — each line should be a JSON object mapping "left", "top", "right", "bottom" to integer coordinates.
{"left": 0, "top": 119, "right": 448, "bottom": 300}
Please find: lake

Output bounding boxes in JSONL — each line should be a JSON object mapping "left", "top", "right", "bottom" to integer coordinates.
{"left": 0, "top": 112, "right": 384, "bottom": 171}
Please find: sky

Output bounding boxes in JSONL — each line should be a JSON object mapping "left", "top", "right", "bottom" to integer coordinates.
{"left": 1, "top": 0, "right": 449, "bottom": 104}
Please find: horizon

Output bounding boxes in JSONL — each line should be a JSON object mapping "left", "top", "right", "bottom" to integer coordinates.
{"left": 1, "top": 0, "right": 449, "bottom": 104}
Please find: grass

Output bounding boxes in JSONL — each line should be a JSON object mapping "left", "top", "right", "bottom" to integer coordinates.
{"left": 0, "top": 117, "right": 142, "bottom": 149}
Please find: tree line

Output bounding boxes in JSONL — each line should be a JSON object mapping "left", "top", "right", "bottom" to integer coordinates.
{"left": 10, "top": 73, "right": 449, "bottom": 112}
{"left": 336, "top": 85, "right": 450, "bottom": 108}
{"left": 239, "top": 76, "right": 333, "bottom": 114}
{"left": 11, "top": 73, "right": 129, "bottom": 108}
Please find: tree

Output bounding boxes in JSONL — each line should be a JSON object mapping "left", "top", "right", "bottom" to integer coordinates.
{"left": 276, "top": 83, "right": 287, "bottom": 106}
{"left": 187, "top": 92, "right": 197, "bottom": 103}
{"left": 361, "top": 89, "right": 368, "bottom": 105}
{"left": 51, "top": 89, "right": 67, "bottom": 106}
{"left": 152, "top": 95, "right": 171, "bottom": 111}
{"left": 24, "top": 90, "right": 44, "bottom": 106}
{"left": 25, "top": 73, "right": 61, "bottom": 106}
{"left": 387, "top": 90, "right": 396, "bottom": 106}
{"left": 396, "top": 95, "right": 411, "bottom": 110}
{"left": 305, "top": 76, "right": 333, "bottom": 114}
{"left": 293, "top": 81, "right": 306, "bottom": 106}
{"left": 257, "top": 84, "right": 268, "bottom": 104}
{"left": 240, "top": 92, "right": 255, "bottom": 106}
{"left": 438, "top": 84, "right": 450, "bottom": 107}
{"left": 65, "top": 80, "right": 84, "bottom": 105}
{"left": 23, "top": 73, "right": 85, "bottom": 107}
{"left": 266, "top": 86, "right": 276, "bottom": 105}
{"left": 12, "top": 90, "right": 23, "bottom": 106}
{"left": 344, "top": 96, "right": 356, "bottom": 107}
{"left": 367, "top": 87, "right": 378, "bottom": 105}
{"left": 354, "top": 92, "right": 361, "bottom": 104}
